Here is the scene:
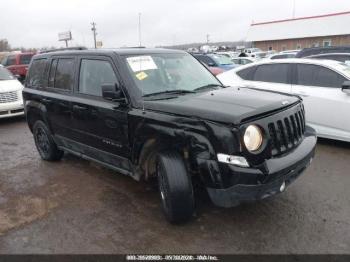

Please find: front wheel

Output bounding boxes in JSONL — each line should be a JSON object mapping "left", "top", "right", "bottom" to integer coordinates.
{"left": 33, "top": 120, "right": 64, "bottom": 161}
{"left": 157, "top": 151, "right": 194, "bottom": 224}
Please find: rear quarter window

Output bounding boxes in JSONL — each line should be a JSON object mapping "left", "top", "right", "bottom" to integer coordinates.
{"left": 236, "top": 66, "right": 256, "bottom": 80}
{"left": 27, "top": 59, "right": 48, "bottom": 88}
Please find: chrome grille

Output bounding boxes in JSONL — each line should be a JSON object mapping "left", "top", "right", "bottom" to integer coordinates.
{"left": 0, "top": 91, "right": 19, "bottom": 103}
{"left": 268, "top": 105, "right": 306, "bottom": 156}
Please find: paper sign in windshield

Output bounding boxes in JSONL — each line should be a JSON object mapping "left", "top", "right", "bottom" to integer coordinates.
{"left": 127, "top": 56, "right": 157, "bottom": 72}
{"left": 136, "top": 71, "right": 148, "bottom": 80}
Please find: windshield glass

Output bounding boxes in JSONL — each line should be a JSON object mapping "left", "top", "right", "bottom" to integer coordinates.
{"left": 209, "top": 54, "right": 234, "bottom": 65}
{"left": 0, "top": 66, "right": 15, "bottom": 80}
{"left": 124, "top": 53, "right": 222, "bottom": 96}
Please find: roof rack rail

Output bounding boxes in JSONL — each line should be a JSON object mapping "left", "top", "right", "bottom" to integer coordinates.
{"left": 39, "top": 46, "right": 87, "bottom": 54}
{"left": 119, "top": 46, "right": 146, "bottom": 49}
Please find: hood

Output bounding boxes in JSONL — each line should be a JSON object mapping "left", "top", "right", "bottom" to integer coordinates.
{"left": 0, "top": 79, "right": 24, "bottom": 93}
{"left": 144, "top": 87, "right": 300, "bottom": 125}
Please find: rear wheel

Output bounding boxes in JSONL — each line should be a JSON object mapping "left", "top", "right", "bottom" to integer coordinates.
{"left": 156, "top": 151, "right": 194, "bottom": 224}
{"left": 33, "top": 120, "right": 63, "bottom": 161}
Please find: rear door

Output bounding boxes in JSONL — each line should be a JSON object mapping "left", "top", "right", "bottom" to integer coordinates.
{"left": 241, "top": 63, "right": 293, "bottom": 94}
{"left": 70, "top": 56, "right": 131, "bottom": 171}
{"left": 45, "top": 57, "right": 76, "bottom": 140}
{"left": 291, "top": 63, "right": 350, "bottom": 139}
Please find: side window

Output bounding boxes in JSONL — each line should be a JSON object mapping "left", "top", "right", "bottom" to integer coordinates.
{"left": 296, "top": 64, "right": 346, "bottom": 88}
{"left": 27, "top": 59, "right": 47, "bottom": 88}
{"left": 1, "top": 56, "right": 7, "bottom": 66}
{"left": 315, "top": 66, "right": 346, "bottom": 88}
{"left": 253, "top": 64, "right": 290, "bottom": 84}
{"left": 79, "top": 59, "right": 118, "bottom": 97}
{"left": 19, "top": 54, "right": 34, "bottom": 65}
{"left": 54, "top": 58, "right": 75, "bottom": 90}
{"left": 237, "top": 66, "right": 256, "bottom": 80}
{"left": 5, "top": 55, "right": 16, "bottom": 66}
{"left": 196, "top": 56, "right": 215, "bottom": 66}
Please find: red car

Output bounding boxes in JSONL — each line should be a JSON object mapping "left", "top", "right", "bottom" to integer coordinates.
{"left": 1, "top": 52, "right": 35, "bottom": 82}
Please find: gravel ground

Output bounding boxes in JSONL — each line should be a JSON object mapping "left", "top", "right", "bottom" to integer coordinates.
{"left": 0, "top": 117, "right": 349, "bottom": 254}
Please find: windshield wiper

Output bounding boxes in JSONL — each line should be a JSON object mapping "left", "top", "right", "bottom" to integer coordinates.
{"left": 143, "top": 89, "right": 195, "bottom": 97}
{"left": 194, "top": 84, "right": 224, "bottom": 92}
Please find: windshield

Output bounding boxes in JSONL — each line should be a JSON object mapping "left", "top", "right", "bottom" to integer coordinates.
{"left": 124, "top": 53, "right": 222, "bottom": 96}
{"left": 209, "top": 54, "right": 234, "bottom": 65}
{"left": 0, "top": 66, "right": 15, "bottom": 80}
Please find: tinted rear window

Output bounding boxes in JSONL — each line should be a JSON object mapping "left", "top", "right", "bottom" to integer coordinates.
{"left": 27, "top": 59, "right": 47, "bottom": 88}
{"left": 253, "top": 64, "right": 290, "bottom": 84}
{"left": 19, "top": 54, "right": 34, "bottom": 65}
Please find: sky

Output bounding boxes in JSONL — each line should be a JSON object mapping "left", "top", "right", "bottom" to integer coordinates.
{"left": 0, "top": 0, "right": 349, "bottom": 49}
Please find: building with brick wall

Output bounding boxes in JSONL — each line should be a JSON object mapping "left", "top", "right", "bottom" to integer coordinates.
{"left": 246, "top": 11, "right": 350, "bottom": 52}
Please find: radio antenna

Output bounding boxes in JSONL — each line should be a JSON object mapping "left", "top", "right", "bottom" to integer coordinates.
{"left": 140, "top": 55, "right": 145, "bottom": 112}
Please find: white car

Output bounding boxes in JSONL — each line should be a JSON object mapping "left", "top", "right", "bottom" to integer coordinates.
{"left": 0, "top": 65, "right": 24, "bottom": 119}
{"left": 217, "top": 59, "right": 350, "bottom": 142}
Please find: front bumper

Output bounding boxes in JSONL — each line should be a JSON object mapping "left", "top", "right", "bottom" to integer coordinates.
{"left": 0, "top": 101, "right": 24, "bottom": 119}
{"left": 206, "top": 128, "right": 317, "bottom": 208}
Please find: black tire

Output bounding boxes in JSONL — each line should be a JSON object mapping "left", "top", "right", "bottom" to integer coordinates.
{"left": 156, "top": 151, "right": 194, "bottom": 224}
{"left": 33, "top": 120, "right": 64, "bottom": 161}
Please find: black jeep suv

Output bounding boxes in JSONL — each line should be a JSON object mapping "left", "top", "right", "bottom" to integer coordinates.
{"left": 23, "top": 48, "right": 317, "bottom": 223}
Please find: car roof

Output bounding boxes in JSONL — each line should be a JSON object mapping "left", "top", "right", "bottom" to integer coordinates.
{"left": 296, "top": 46, "right": 350, "bottom": 58}
{"left": 308, "top": 53, "right": 350, "bottom": 57}
{"left": 229, "top": 58, "right": 347, "bottom": 73}
{"left": 34, "top": 48, "right": 186, "bottom": 59}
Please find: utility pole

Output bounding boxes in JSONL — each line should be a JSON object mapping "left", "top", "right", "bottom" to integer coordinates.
{"left": 206, "top": 34, "right": 210, "bottom": 44}
{"left": 91, "top": 22, "right": 97, "bottom": 49}
{"left": 138, "top": 13, "right": 142, "bottom": 47}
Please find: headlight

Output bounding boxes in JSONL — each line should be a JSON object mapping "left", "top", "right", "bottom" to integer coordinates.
{"left": 243, "top": 125, "right": 263, "bottom": 152}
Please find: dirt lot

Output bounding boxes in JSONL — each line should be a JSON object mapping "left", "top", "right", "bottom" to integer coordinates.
{"left": 0, "top": 117, "right": 349, "bottom": 254}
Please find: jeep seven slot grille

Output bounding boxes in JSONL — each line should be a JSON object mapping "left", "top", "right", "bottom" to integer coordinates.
{"left": 0, "top": 91, "right": 18, "bottom": 103}
{"left": 268, "top": 106, "right": 306, "bottom": 156}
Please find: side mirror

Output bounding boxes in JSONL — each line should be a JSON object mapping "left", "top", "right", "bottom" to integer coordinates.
{"left": 102, "top": 84, "right": 124, "bottom": 101}
{"left": 342, "top": 81, "right": 350, "bottom": 94}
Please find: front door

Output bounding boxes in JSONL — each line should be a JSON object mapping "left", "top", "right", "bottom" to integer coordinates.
{"left": 70, "top": 57, "right": 131, "bottom": 172}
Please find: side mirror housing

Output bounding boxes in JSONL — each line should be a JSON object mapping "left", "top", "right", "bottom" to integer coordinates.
{"left": 102, "top": 84, "right": 124, "bottom": 101}
{"left": 342, "top": 81, "right": 350, "bottom": 94}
